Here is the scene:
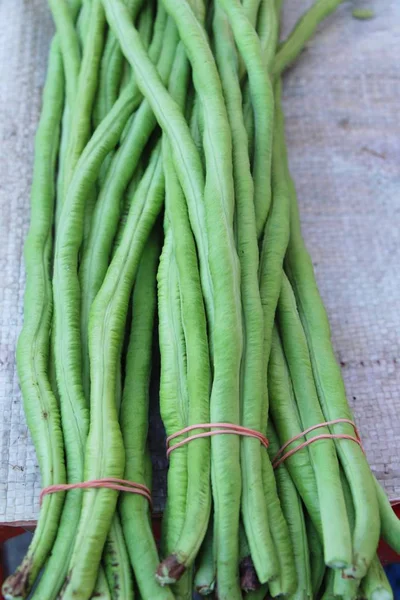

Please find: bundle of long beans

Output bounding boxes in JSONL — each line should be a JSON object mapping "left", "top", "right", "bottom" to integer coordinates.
{"left": 4, "top": 0, "right": 400, "bottom": 599}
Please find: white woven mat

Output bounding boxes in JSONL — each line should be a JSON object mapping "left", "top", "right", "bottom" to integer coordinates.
{"left": 0, "top": 0, "right": 399, "bottom": 523}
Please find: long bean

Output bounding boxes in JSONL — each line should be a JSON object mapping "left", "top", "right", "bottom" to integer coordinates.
{"left": 306, "top": 517, "right": 325, "bottom": 597}
{"left": 102, "top": 513, "right": 133, "bottom": 600}
{"left": 273, "top": 0, "right": 343, "bottom": 77}
{"left": 334, "top": 472, "right": 361, "bottom": 599}
{"left": 284, "top": 158, "right": 380, "bottom": 580}
{"left": 63, "top": 0, "right": 106, "bottom": 196}
{"left": 103, "top": 3, "right": 243, "bottom": 597}
{"left": 2, "top": 42, "right": 66, "bottom": 600}
{"left": 193, "top": 517, "right": 215, "bottom": 596}
{"left": 268, "top": 326, "right": 322, "bottom": 535}
{"left": 79, "top": 9, "right": 175, "bottom": 398}
{"left": 94, "top": 0, "right": 144, "bottom": 128}
{"left": 157, "top": 132, "right": 211, "bottom": 580}
{"left": 217, "top": 0, "right": 274, "bottom": 238}
{"left": 158, "top": 227, "right": 193, "bottom": 600}
{"left": 32, "top": 79, "right": 139, "bottom": 600}
{"left": 48, "top": 0, "right": 81, "bottom": 110}
{"left": 278, "top": 273, "right": 352, "bottom": 568}
{"left": 213, "top": 5, "right": 275, "bottom": 585}
{"left": 58, "top": 141, "right": 164, "bottom": 598}
{"left": 120, "top": 228, "right": 175, "bottom": 600}
{"left": 91, "top": 567, "right": 112, "bottom": 600}
{"left": 267, "top": 422, "right": 312, "bottom": 599}
{"left": 360, "top": 556, "right": 393, "bottom": 600}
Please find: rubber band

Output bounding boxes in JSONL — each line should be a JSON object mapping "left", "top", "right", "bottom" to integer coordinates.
{"left": 40, "top": 477, "right": 152, "bottom": 506}
{"left": 272, "top": 418, "right": 364, "bottom": 469}
{"left": 167, "top": 423, "right": 269, "bottom": 457}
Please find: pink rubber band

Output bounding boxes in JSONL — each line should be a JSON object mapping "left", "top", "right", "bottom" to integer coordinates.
{"left": 272, "top": 419, "right": 364, "bottom": 469}
{"left": 40, "top": 477, "right": 152, "bottom": 506}
{"left": 167, "top": 423, "right": 269, "bottom": 457}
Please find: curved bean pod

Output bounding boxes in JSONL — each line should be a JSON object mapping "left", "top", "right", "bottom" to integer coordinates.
{"left": 103, "top": 4, "right": 242, "bottom": 597}
{"left": 59, "top": 143, "right": 165, "bottom": 599}
{"left": 102, "top": 513, "right": 133, "bottom": 600}
{"left": 193, "top": 517, "right": 215, "bottom": 596}
{"left": 269, "top": 327, "right": 322, "bottom": 534}
{"left": 217, "top": 0, "right": 274, "bottom": 238}
{"left": 360, "top": 556, "right": 393, "bottom": 600}
{"left": 158, "top": 226, "right": 194, "bottom": 600}
{"left": 267, "top": 422, "right": 312, "bottom": 599}
{"left": 32, "top": 81, "right": 139, "bottom": 600}
{"left": 103, "top": 0, "right": 213, "bottom": 319}
{"left": 48, "top": 0, "right": 81, "bottom": 109}
{"left": 120, "top": 228, "right": 175, "bottom": 600}
{"left": 62, "top": 0, "right": 106, "bottom": 196}
{"left": 91, "top": 567, "right": 112, "bottom": 600}
{"left": 306, "top": 516, "right": 325, "bottom": 597}
{"left": 273, "top": 0, "right": 343, "bottom": 76}
{"left": 334, "top": 472, "right": 361, "bottom": 599}
{"left": 94, "top": 0, "right": 144, "bottom": 128}
{"left": 284, "top": 163, "right": 380, "bottom": 579}
{"left": 2, "top": 42, "right": 66, "bottom": 600}
{"left": 278, "top": 273, "right": 352, "bottom": 569}
{"left": 157, "top": 133, "right": 211, "bottom": 580}
{"left": 79, "top": 11, "right": 177, "bottom": 398}
{"left": 213, "top": 6, "right": 276, "bottom": 584}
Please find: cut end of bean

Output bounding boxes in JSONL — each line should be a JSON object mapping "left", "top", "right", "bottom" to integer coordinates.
{"left": 156, "top": 555, "right": 186, "bottom": 585}
{"left": 239, "top": 556, "right": 261, "bottom": 593}
{"left": 195, "top": 582, "right": 216, "bottom": 596}
{"left": 2, "top": 556, "right": 33, "bottom": 600}
{"left": 343, "top": 555, "right": 369, "bottom": 581}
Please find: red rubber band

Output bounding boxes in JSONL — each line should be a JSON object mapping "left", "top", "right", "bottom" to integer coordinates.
{"left": 40, "top": 477, "right": 152, "bottom": 506}
{"left": 272, "top": 419, "right": 364, "bottom": 469}
{"left": 167, "top": 423, "right": 269, "bottom": 457}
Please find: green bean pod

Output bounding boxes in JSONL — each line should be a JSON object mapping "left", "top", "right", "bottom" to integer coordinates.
{"left": 91, "top": 567, "right": 112, "bottom": 600}
{"left": 284, "top": 160, "right": 380, "bottom": 579}
{"left": 268, "top": 327, "right": 322, "bottom": 534}
{"left": 267, "top": 422, "right": 312, "bottom": 599}
{"left": 158, "top": 228, "right": 192, "bottom": 600}
{"left": 306, "top": 517, "right": 325, "bottom": 597}
{"left": 273, "top": 0, "right": 343, "bottom": 77}
{"left": 94, "top": 0, "right": 144, "bottom": 128}
{"left": 2, "top": 41, "right": 66, "bottom": 600}
{"left": 217, "top": 0, "right": 274, "bottom": 238}
{"left": 157, "top": 132, "right": 211, "bottom": 581}
{"left": 374, "top": 478, "right": 400, "bottom": 553}
{"left": 62, "top": 0, "right": 106, "bottom": 195}
{"left": 334, "top": 472, "right": 361, "bottom": 599}
{"left": 213, "top": 5, "right": 276, "bottom": 586}
{"left": 194, "top": 517, "right": 215, "bottom": 596}
{"left": 58, "top": 142, "right": 165, "bottom": 599}
{"left": 102, "top": 513, "right": 133, "bottom": 600}
{"left": 103, "top": 0, "right": 213, "bottom": 318}
{"left": 79, "top": 10, "right": 177, "bottom": 398}
{"left": 278, "top": 273, "right": 352, "bottom": 569}
{"left": 76, "top": 0, "right": 91, "bottom": 51}
{"left": 360, "top": 556, "right": 393, "bottom": 600}
{"left": 48, "top": 0, "right": 81, "bottom": 110}
{"left": 320, "top": 568, "right": 336, "bottom": 600}
{"left": 33, "top": 78, "right": 139, "bottom": 600}
{"left": 103, "top": 3, "right": 243, "bottom": 597}
{"left": 120, "top": 228, "right": 175, "bottom": 600}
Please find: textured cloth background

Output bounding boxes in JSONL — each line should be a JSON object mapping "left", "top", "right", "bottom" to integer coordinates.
{"left": 0, "top": 0, "right": 399, "bottom": 523}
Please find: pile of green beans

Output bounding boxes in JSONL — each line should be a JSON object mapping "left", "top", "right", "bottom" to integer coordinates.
{"left": 4, "top": 0, "right": 399, "bottom": 599}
